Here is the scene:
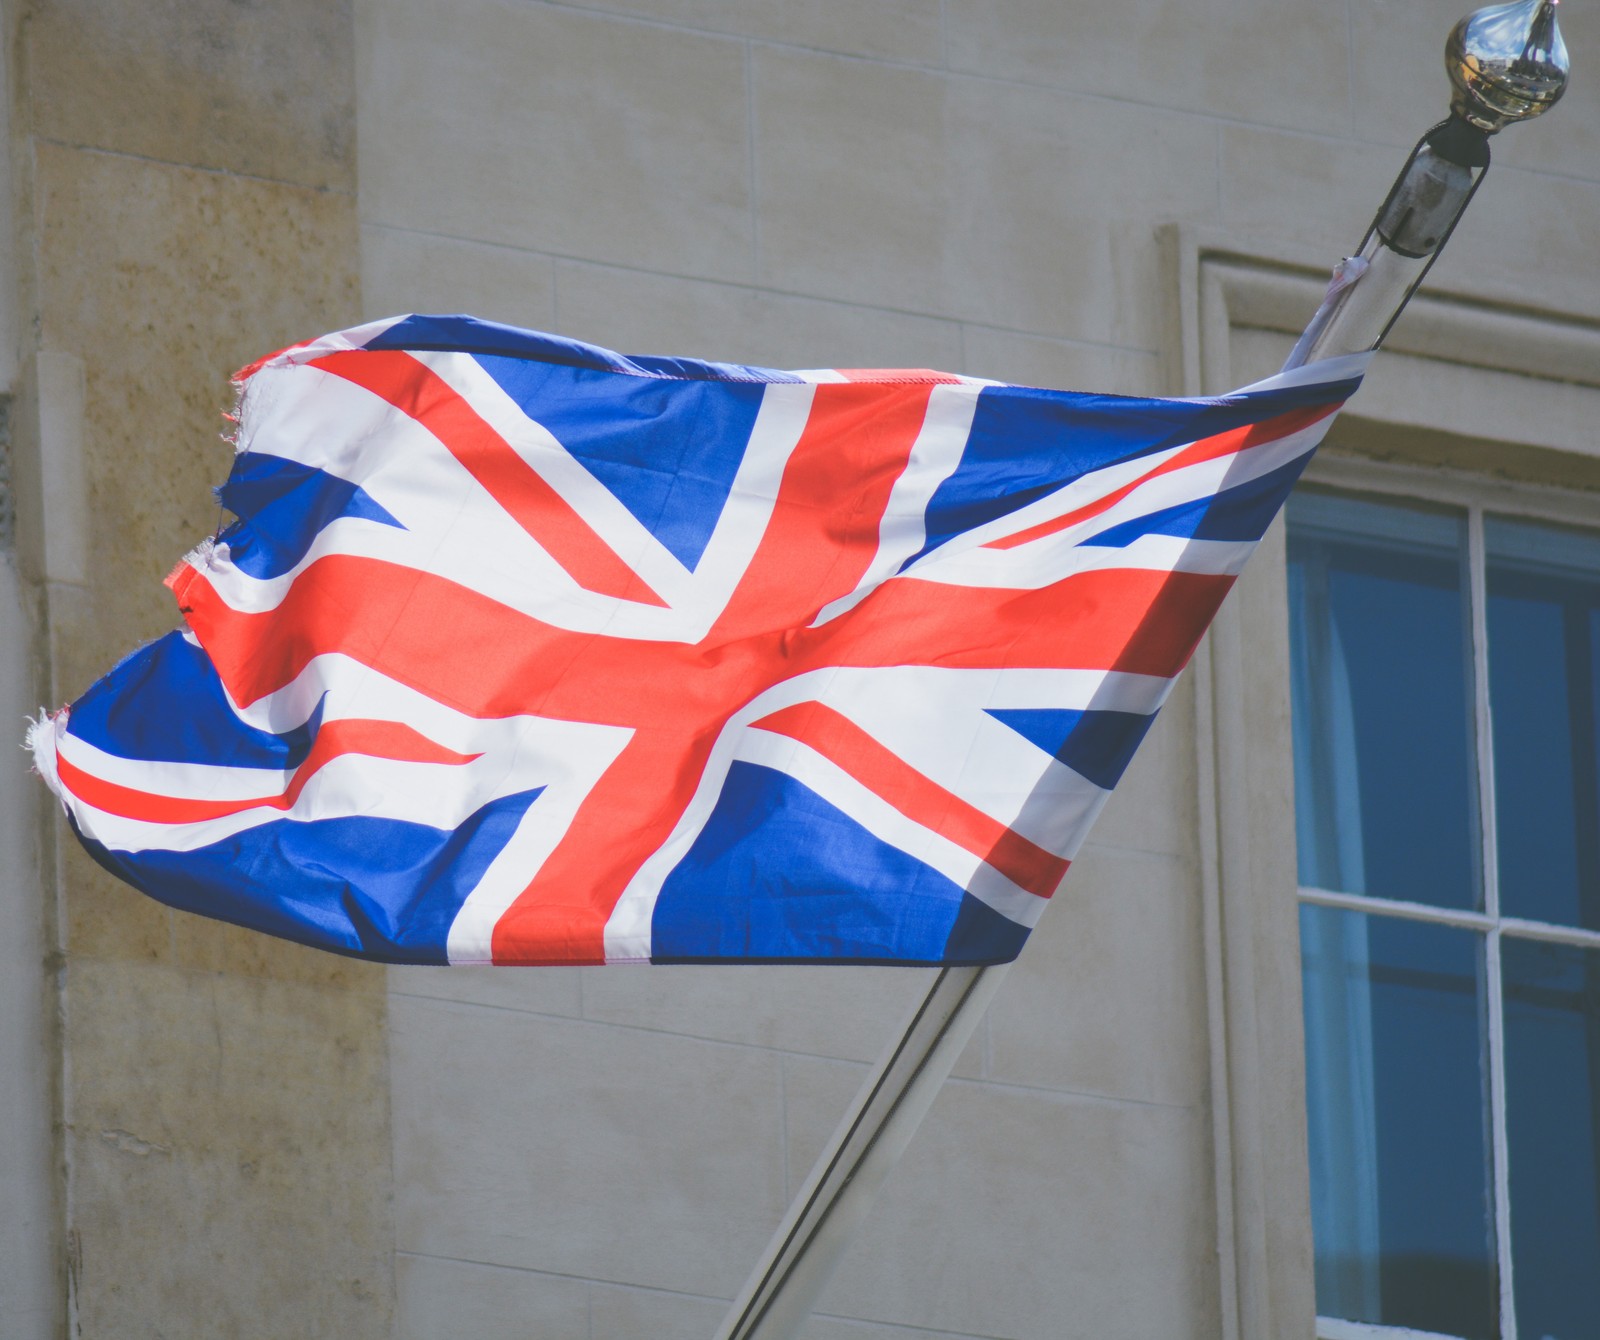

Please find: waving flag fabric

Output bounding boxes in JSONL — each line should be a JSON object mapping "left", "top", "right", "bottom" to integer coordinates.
{"left": 29, "top": 316, "right": 1368, "bottom": 966}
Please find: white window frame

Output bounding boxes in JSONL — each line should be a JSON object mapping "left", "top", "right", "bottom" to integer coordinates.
{"left": 1294, "top": 453, "right": 1600, "bottom": 1340}
{"left": 1165, "top": 224, "right": 1600, "bottom": 1340}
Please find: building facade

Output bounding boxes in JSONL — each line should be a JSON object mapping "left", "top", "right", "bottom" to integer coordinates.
{"left": 1, "top": 2, "right": 1597, "bottom": 1337}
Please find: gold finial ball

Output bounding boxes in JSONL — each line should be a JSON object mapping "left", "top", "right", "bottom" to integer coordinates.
{"left": 1447, "top": 0, "right": 1570, "bottom": 132}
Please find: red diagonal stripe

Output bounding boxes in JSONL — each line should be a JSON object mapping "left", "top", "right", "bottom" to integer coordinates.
{"left": 750, "top": 701, "right": 1067, "bottom": 899}
{"left": 311, "top": 348, "right": 668, "bottom": 607}
{"left": 984, "top": 402, "right": 1338, "bottom": 551}
{"left": 489, "top": 727, "right": 711, "bottom": 965}
{"left": 171, "top": 557, "right": 623, "bottom": 714}
{"left": 713, "top": 382, "right": 937, "bottom": 636}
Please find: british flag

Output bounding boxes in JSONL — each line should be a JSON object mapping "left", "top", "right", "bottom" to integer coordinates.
{"left": 29, "top": 316, "right": 1367, "bottom": 966}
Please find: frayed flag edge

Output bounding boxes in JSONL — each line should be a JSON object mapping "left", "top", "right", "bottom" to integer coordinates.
{"left": 24, "top": 707, "right": 67, "bottom": 801}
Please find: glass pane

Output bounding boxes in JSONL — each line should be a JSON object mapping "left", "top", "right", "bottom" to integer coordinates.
{"left": 1503, "top": 937, "right": 1600, "bottom": 1340}
{"left": 1486, "top": 516, "right": 1600, "bottom": 931}
{"left": 1288, "top": 491, "right": 1481, "bottom": 909}
{"left": 1300, "top": 904, "right": 1497, "bottom": 1338}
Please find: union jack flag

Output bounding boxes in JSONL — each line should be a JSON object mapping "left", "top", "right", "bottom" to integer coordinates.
{"left": 29, "top": 316, "right": 1367, "bottom": 966}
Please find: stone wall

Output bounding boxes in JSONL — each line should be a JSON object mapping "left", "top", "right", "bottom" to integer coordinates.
{"left": 5, "top": 1, "right": 1597, "bottom": 1337}
{"left": 8, "top": 2, "right": 392, "bottom": 1336}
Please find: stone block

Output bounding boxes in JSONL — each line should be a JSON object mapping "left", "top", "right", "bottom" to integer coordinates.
{"left": 63, "top": 959, "right": 393, "bottom": 1339}
{"left": 26, "top": 0, "right": 355, "bottom": 191}
{"left": 1425, "top": 163, "right": 1600, "bottom": 322}
{"left": 358, "top": 0, "right": 754, "bottom": 282}
{"left": 390, "top": 995, "right": 788, "bottom": 1297}
{"left": 389, "top": 962, "right": 584, "bottom": 1020}
{"left": 799, "top": 1315, "right": 986, "bottom": 1340}
{"left": 945, "top": 0, "right": 1350, "bottom": 135}
{"left": 785, "top": 1057, "right": 1220, "bottom": 1338}
{"left": 987, "top": 842, "right": 1208, "bottom": 1106}
{"left": 60, "top": 838, "right": 171, "bottom": 966}
{"left": 170, "top": 911, "right": 387, "bottom": 990}
{"left": 0, "top": 563, "right": 54, "bottom": 1340}
{"left": 557, "top": 0, "right": 944, "bottom": 64}
{"left": 958, "top": 326, "right": 1165, "bottom": 396}
{"left": 34, "top": 143, "right": 361, "bottom": 675}
{"left": 35, "top": 351, "right": 88, "bottom": 586}
{"left": 752, "top": 49, "right": 1218, "bottom": 347}
{"left": 553, "top": 261, "right": 964, "bottom": 371}
{"left": 396, "top": 1255, "right": 589, "bottom": 1340}
{"left": 361, "top": 226, "right": 557, "bottom": 330}
{"left": 579, "top": 964, "right": 931, "bottom": 1062}
{"left": 1219, "top": 124, "right": 1392, "bottom": 261}
{"left": 590, "top": 1281, "right": 728, "bottom": 1340}
{"left": 779, "top": 1053, "right": 873, "bottom": 1203}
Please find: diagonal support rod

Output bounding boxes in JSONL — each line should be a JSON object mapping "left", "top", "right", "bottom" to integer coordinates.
{"left": 713, "top": 965, "right": 1007, "bottom": 1340}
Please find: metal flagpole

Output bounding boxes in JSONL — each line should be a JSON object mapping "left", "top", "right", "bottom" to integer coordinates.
{"left": 713, "top": 5, "right": 1569, "bottom": 1337}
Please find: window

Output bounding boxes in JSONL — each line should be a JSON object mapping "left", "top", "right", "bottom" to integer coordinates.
{"left": 1288, "top": 483, "right": 1600, "bottom": 1340}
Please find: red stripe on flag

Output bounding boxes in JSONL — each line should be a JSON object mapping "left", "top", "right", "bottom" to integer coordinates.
{"left": 488, "top": 728, "right": 713, "bottom": 965}
{"left": 713, "top": 382, "right": 939, "bottom": 638}
{"left": 172, "top": 553, "right": 1230, "bottom": 723}
{"left": 808, "top": 567, "right": 1235, "bottom": 680}
{"left": 984, "top": 402, "right": 1338, "bottom": 551}
{"left": 57, "top": 720, "right": 477, "bottom": 825}
{"left": 310, "top": 349, "right": 669, "bottom": 607}
{"left": 750, "top": 702, "right": 1066, "bottom": 899}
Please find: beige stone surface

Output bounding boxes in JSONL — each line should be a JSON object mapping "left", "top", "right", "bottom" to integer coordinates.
{"left": 578, "top": 963, "right": 929, "bottom": 1061}
{"left": 1219, "top": 125, "right": 1395, "bottom": 261}
{"left": 590, "top": 1282, "right": 728, "bottom": 1339}
{"left": 0, "top": 560, "right": 55, "bottom": 1340}
{"left": 390, "top": 961, "right": 586, "bottom": 1020}
{"left": 19, "top": 0, "right": 394, "bottom": 1328}
{"left": 553, "top": 259, "right": 965, "bottom": 372}
{"left": 944, "top": 0, "right": 1351, "bottom": 134}
{"left": 797, "top": 1316, "right": 990, "bottom": 1340}
{"left": 785, "top": 1058, "right": 1220, "bottom": 1339}
{"left": 1425, "top": 161, "right": 1600, "bottom": 320}
{"left": 390, "top": 993, "right": 789, "bottom": 1297}
{"left": 34, "top": 142, "right": 360, "bottom": 668}
{"left": 396, "top": 1255, "right": 589, "bottom": 1340}
{"left": 64, "top": 958, "right": 391, "bottom": 1338}
{"left": 357, "top": 0, "right": 755, "bottom": 282}
{"left": 556, "top": 0, "right": 945, "bottom": 64}
{"left": 752, "top": 47, "right": 1218, "bottom": 348}
{"left": 957, "top": 325, "right": 1165, "bottom": 396}
{"left": 360, "top": 225, "right": 558, "bottom": 331}
{"left": 25, "top": 0, "right": 355, "bottom": 190}
{"left": 1201, "top": 514, "right": 1318, "bottom": 1338}
{"left": 987, "top": 841, "right": 1208, "bottom": 1107}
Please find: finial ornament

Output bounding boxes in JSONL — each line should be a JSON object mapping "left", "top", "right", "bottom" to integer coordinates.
{"left": 1447, "top": 0, "right": 1570, "bottom": 131}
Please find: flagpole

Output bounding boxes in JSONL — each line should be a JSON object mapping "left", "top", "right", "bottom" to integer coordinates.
{"left": 712, "top": 964, "right": 1008, "bottom": 1340}
{"left": 713, "top": 6, "right": 1568, "bottom": 1337}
